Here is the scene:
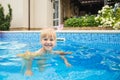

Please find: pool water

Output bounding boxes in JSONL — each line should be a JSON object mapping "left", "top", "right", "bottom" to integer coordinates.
{"left": 0, "top": 32, "right": 120, "bottom": 80}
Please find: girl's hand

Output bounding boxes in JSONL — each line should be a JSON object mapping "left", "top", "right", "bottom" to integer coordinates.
{"left": 17, "top": 51, "right": 33, "bottom": 60}
{"left": 25, "top": 70, "right": 33, "bottom": 76}
{"left": 66, "top": 62, "right": 72, "bottom": 67}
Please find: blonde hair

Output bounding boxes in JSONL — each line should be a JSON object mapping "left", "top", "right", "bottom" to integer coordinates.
{"left": 40, "top": 28, "right": 56, "bottom": 41}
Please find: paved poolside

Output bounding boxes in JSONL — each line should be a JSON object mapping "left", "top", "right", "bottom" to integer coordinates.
{"left": 10, "top": 27, "right": 113, "bottom": 31}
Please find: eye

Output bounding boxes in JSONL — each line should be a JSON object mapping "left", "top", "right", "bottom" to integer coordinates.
{"left": 50, "top": 38, "right": 54, "bottom": 41}
{"left": 44, "top": 38, "right": 48, "bottom": 41}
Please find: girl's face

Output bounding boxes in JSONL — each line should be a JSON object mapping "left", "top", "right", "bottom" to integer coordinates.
{"left": 41, "top": 36, "right": 56, "bottom": 51}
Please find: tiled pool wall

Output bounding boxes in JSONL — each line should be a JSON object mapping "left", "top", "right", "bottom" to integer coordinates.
{"left": 0, "top": 32, "right": 40, "bottom": 43}
{"left": 57, "top": 32, "right": 120, "bottom": 44}
{"left": 0, "top": 31, "right": 120, "bottom": 44}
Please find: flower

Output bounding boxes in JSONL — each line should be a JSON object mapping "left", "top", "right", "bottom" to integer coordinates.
{"left": 95, "top": 5, "right": 118, "bottom": 28}
{"left": 113, "top": 22, "right": 120, "bottom": 30}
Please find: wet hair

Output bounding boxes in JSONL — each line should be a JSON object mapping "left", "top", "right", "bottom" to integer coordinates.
{"left": 40, "top": 28, "right": 56, "bottom": 41}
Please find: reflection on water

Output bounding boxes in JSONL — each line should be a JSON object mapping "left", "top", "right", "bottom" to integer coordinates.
{"left": 0, "top": 41, "right": 26, "bottom": 49}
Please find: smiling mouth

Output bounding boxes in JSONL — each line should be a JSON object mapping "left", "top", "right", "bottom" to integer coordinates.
{"left": 44, "top": 44, "right": 53, "bottom": 47}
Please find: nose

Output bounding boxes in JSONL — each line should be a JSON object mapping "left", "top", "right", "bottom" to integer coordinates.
{"left": 47, "top": 40, "right": 51, "bottom": 43}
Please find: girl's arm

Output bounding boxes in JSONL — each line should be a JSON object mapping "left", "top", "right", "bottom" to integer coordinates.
{"left": 17, "top": 51, "right": 34, "bottom": 76}
{"left": 16, "top": 49, "right": 42, "bottom": 76}
{"left": 23, "top": 58, "right": 33, "bottom": 76}
{"left": 17, "top": 49, "right": 42, "bottom": 59}
{"left": 60, "top": 55, "right": 71, "bottom": 67}
{"left": 53, "top": 50, "right": 72, "bottom": 67}
{"left": 53, "top": 51, "right": 72, "bottom": 55}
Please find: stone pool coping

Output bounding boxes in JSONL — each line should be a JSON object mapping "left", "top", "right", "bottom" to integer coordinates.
{"left": 1, "top": 30, "right": 120, "bottom": 33}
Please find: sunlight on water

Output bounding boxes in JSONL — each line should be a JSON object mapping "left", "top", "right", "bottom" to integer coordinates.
{"left": 0, "top": 41, "right": 26, "bottom": 49}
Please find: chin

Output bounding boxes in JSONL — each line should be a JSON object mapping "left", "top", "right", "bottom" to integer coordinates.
{"left": 45, "top": 48, "right": 52, "bottom": 51}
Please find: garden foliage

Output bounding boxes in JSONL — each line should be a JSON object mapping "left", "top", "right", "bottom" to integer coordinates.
{"left": 0, "top": 4, "right": 12, "bottom": 31}
{"left": 65, "top": 4, "right": 120, "bottom": 30}
{"left": 64, "top": 15, "right": 98, "bottom": 27}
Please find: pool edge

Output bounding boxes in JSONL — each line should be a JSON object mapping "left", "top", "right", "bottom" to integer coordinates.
{"left": 0, "top": 30, "right": 120, "bottom": 33}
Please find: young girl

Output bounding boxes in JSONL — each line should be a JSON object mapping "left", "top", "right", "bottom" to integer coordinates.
{"left": 17, "top": 28, "right": 71, "bottom": 76}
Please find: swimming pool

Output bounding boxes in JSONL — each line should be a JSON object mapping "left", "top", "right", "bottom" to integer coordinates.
{"left": 0, "top": 31, "right": 120, "bottom": 80}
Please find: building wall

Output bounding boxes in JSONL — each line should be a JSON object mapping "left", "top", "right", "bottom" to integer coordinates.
{"left": 0, "top": 0, "right": 53, "bottom": 29}
{"left": 47, "top": 0, "right": 53, "bottom": 27}
{"left": 31, "top": 0, "right": 53, "bottom": 28}
{"left": 0, "top": 0, "right": 28, "bottom": 28}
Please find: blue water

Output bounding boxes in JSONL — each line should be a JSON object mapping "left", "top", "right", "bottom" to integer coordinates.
{"left": 0, "top": 32, "right": 120, "bottom": 80}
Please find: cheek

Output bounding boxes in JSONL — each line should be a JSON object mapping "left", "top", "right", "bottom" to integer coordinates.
{"left": 52, "top": 41, "right": 56, "bottom": 46}
{"left": 41, "top": 40, "right": 45, "bottom": 45}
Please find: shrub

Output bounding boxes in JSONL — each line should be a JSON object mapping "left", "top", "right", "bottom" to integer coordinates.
{"left": 113, "top": 22, "right": 120, "bottom": 30}
{"left": 114, "top": 7, "right": 120, "bottom": 23}
{"left": 95, "top": 5, "right": 115, "bottom": 27}
{"left": 64, "top": 15, "right": 98, "bottom": 27}
{"left": 64, "top": 4, "right": 120, "bottom": 29}
{"left": 82, "top": 15, "right": 99, "bottom": 26}
{"left": 95, "top": 4, "right": 120, "bottom": 29}
{"left": 0, "top": 4, "right": 12, "bottom": 31}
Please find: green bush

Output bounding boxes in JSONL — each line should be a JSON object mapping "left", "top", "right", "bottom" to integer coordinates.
{"left": 82, "top": 15, "right": 99, "bottom": 26}
{"left": 95, "top": 4, "right": 120, "bottom": 29}
{"left": 95, "top": 5, "right": 115, "bottom": 27}
{"left": 64, "top": 4, "right": 120, "bottom": 29}
{"left": 64, "top": 17, "right": 80, "bottom": 27}
{"left": 114, "top": 8, "right": 120, "bottom": 22}
{"left": 64, "top": 15, "right": 98, "bottom": 27}
{"left": 0, "top": 4, "right": 12, "bottom": 31}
